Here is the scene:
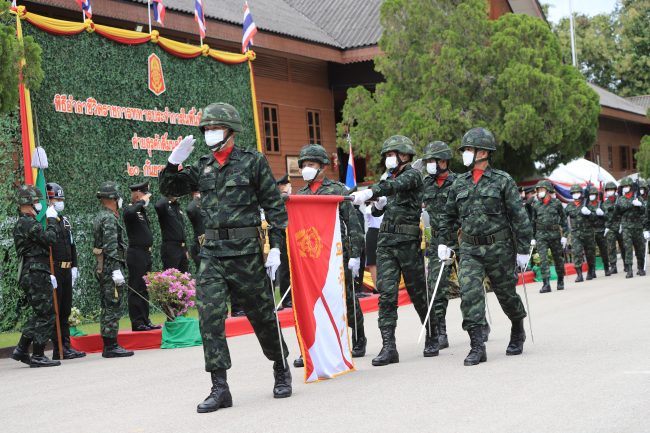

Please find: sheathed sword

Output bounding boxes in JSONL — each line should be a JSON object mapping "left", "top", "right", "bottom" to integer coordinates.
{"left": 417, "top": 257, "right": 449, "bottom": 344}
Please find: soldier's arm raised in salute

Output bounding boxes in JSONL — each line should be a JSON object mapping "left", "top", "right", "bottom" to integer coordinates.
{"left": 27, "top": 217, "right": 57, "bottom": 247}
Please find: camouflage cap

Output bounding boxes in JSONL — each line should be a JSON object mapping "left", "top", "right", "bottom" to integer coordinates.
{"left": 460, "top": 127, "right": 496, "bottom": 152}
{"left": 96, "top": 181, "right": 120, "bottom": 199}
{"left": 619, "top": 177, "right": 633, "bottom": 187}
{"left": 535, "top": 180, "right": 554, "bottom": 191}
{"left": 16, "top": 185, "right": 40, "bottom": 205}
{"left": 588, "top": 186, "right": 598, "bottom": 194}
{"left": 199, "top": 103, "right": 243, "bottom": 133}
{"left": 570, "top": 184, "right": 583, "bottom": 194}
{"left": 639, "top": 179, "right": 648, "bottom": 188}
{"left": 298, "top": 144, "right": 330, "bottom": 168}
{"left": 604, "top": 181, "right": 617, "bottom": 190}
{"left": 381, "top": 135, "right": 416, "bottom": 156}
{"left": 422, "top": 141, "right": 452, "bottom": 160}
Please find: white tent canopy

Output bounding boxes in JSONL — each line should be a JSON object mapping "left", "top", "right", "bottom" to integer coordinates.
{"left": 547, "top": 158, "right": 616, "bottom": 187}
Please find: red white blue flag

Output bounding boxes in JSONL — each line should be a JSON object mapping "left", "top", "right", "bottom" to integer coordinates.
{"left": 345, "top": 134, "right": 356, "bottom": 190}
{"left": 75, "top": 0, "right": 92, "bottom": 19}
{"left": 152, "top": 0, "right": 166, "bottom": 26}
{"left": 241, "top": 2, "right": 258, "bottom": 53}
{"left": 194, "top": 0, "right": 206, "bottom": 39}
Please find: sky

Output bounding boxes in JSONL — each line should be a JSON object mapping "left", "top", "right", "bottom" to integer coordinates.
{"left": 544, "top": 0, "right": 619, "bottom": 23}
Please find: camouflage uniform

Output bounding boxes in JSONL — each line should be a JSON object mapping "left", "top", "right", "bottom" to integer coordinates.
{"left": 602, "top": 182, "right": 625, "bottom": 273}
{"left": 614, "top": 178, "right": 646, "bottom": 277}
{"left": 565, "top": 185, "right": 596, "bottom": 281}
{"left": 586, "top": 186, "right": 610, "bottom": 276}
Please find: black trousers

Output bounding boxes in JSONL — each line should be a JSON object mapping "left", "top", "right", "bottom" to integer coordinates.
{"left": 127, "top": 247, "right": 152, "bottom": 327}
{"left": 53, "top": 266, "right": 72, "bottom": 344}
{"left": 161, "top": 241, "right": 189, "bottom": 273}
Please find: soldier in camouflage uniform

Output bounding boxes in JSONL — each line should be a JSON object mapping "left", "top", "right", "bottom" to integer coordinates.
{"left": 420, "top": 141, "right": 457, "bottom": 349}
{"left": 159, "top": 103, "right": 291, "bottom": 413}
{"left": 293, "top": 144, "right": 366, "bottom": 368}
{"left": 438, "top": 128, "right": 533, "bottom": 366}
{"left": 565, "top": 184, "right": 596, "bottom": 282}
{"left": 93, "top": 181, "right": 134, "bottom": 358}
{"left": 586, "top": 186, "right": 611, "bottom": 277}
{"left": 531, "top": 180, "right": 568, "bottom": 293}
{"left": 603, "top": 181, "right": 625, "bottom": 274}
{"left": 352, "top": 135, "right": 438, "bottom": 366}
{"left": 614, "top": 177, "right": 646, "bottom": 278}
{"left": 11, "top": 186, "right": 61, "bottom": 368}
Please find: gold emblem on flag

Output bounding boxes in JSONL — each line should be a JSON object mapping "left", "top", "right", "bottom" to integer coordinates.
{"left": 148, "top": 53, "right": 166, "bottom": 96}
{"left": 295, "top": 227, "right": 322, "bottom": 259}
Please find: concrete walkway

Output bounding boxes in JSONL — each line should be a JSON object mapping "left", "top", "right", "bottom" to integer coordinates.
{"left": 2, "top": 265, "right": 649, "bottom": 433}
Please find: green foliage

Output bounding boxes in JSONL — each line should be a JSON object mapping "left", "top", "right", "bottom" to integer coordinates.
{"left": 617, "top": 0, "right": 650, "bottom": 96}
{"left": 338, "top": 0, "right": 600, "bottom": 180}
{"left": 0, "top": 20, "right": 256, "bottom": 331}
{"left": 637, "top": 134, "right": 650, "bottom": 178}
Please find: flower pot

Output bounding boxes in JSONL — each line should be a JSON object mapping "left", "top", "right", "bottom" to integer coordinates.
{"left": 161, "top": 316, "right": 202, "bottom": 349}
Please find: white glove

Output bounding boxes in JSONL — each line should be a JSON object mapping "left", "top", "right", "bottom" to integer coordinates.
{"left": 530, "top": 239, "right": 536, "bottom": 247}
{"left": 375, "top": 196, "right": 387, "bottom": 210}
{"left": 111, "top": 269, "right": 125, "bottom": 285}
{"left": 604, "top": 228, "right": 610, "bottom": 237}
{"left": 46, "top": 206, "right": 58, "bottom": 219}
{"left": 644, "top": 231, "right": 650, "bottom": 241}
{"left": 71, "top": 267, "right": 79, "bottom": 287}
{"left": 437, "top": 245, "right": 451, "bottom": 261}
{"left": 348, "top": 257, "right": 361, "bottom": 278}
{"left": 561, "top": 237, "right": 567, "bottom": 248}
{"left": 596, "top": 208, "right": 604, "bottom": 216}
{"left": 265, "top": 248, "right": 281, "bottom": 282}
{"left": 168, "top": 135, "right": 195, "bottom": 165}
{"left": 516, "top": 254, "right": 531, "bottom": 270}
{"left": 380, "top": 172, "right": 389, "bottom": 181}
{"left": 632, "top": 199, "right": 643, "bottom": 207}
{"left": 411, "top": 158, "right": 423, "bottom": 171}
{"left": 50, "top": 275, "right": 58, "bottom": 290}
{"left": 351, "top": 189, "right": 373, "bottom": 206}
{"left": 581, "top": 207, "right": 591, "bottom": 215}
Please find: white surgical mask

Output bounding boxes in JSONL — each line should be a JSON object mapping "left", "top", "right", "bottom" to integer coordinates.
{"left": 606, "top": 190, "right": 615, "bottom": 197}
{"left": 589, "top": 194, "right": 597, "bottom": 201}
{"left": 54, "top": 202, "right": 65, "bottom": 212}
{"left": 462, "top": 150, "right": 475, "bottom": 167}
{"left": 205, "top": 130, "right": 225, "bottom": 149}
{"left": 385, "top": 156, "right": 398, "bottom": 170}
{"left": 117, "top": 198, "right": 123, "bottom": 209}
{"left": 641, "top": 189, "right": 646, "bottom": 195}
{"left": 426, "top": 162, "right": 437, "bottom": 175}
{"left": 33, "top": 203, "right": 43, "bottom": 212}
{"left": 572, "top": 193, "right": 581, "bottom": 200}
{"left": 622, "top": 186, "right": 631, "bottom": 194}
{"left": 537, "top": 191, "right": 546, "bottom": 199}
{"left": 301, "top": 166, "right": 318, "bottom": 182}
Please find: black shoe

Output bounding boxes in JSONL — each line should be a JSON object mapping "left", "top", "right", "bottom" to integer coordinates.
{"left": 539, "top": 277, "right": 551, "bottom": 293}
{"left": 611, "top": 265, "right": 618, "bottom": 274}
{"left": 197, "top": 370, "right": 233, "bottom": 413}
{"left": 556, "top": 276, "right": 565, "bottom": 291}
{"left": 102, "top": 337, "right": 134, "bottom": 358}
{"left": 506, "top": 319, "right": 526, "bottom": 356}
{"left": 146, "top": 322, "right": 162, "bottom": 330}
{"left": 11, "top": 336, "right": 32, "bottom": 365}
{"left": 586, "top": 269, "right": 594, "bottom": 280}
{"left": 482, "top": 323, "right": 491, "bottom": 343}
{"left": 371, "top": 327, "right": 399, "bottom": 366}
{"left": 132, "top": 324, "right": 150, "bottom": 332}
{"left": 231, "top": 310, "right": 246, "bottom": 317}
{"left": 351, "top": 327, "right": 367, "bottom": 358}
{"left": 575, "top": 269, "right": 584, "bottom": 282}
{"left": 273, "top": 361, "right": 292, "bottom": 398}
{"left": 626, "top": 269, "right": 634, "bottom": 279}
{"left": 54, "top": 346, "right": 87, "bottom": 360}
{"left": 639, "top": 270, "right": 646, "bottom": 276}
{"left": 437, "top": 317, "right": 449, "bottom": 349}
{"left": 30, "top": 344, "right": 61, "bottom": 368}
{"left": 605, "top": 267, "right": 612, "bottom": 276}
{"left": 464, "top": 326, "right": 487, "bottom": 366}
{"left": 293, "top": 356, "right": 304, "bottom": 368}
{"left": 423, "top": 323, "right": 439, "bottom": 358}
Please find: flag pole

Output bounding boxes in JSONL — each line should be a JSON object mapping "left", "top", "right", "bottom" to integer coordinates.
{"left": 147, "top": 0, "right": 152, "bottom": 34}
{"left": 568, "top": 0, "right": 577, "bottom": 67}
{"left": 81, "top": 7, "right": 85, "bottom": 23}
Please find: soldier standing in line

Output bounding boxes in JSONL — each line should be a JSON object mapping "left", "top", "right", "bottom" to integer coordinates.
{"left": 155, "top": 195, "right": 189, "bottom": 273}
{"left": 351, "top": 135, "right": 438, "bottom": 366}
{"left": 123, "top": 181, "right": 160, "bottom": 332}
{"left": 93, "top": 181, "right": 134, "bottom": 358}
{"left": 614, "top": 177, "right": 646, "bottom": 278}
{"left": 565, "top": 184, "right": 597, "bottom": 282}
{"left": 587, "top": 186, "right": 611, "bottom": 277}
{"left": 275, "top": 174, "right": 293, "bottom": 311}
{"left": 11, "top": 186, "right": 61, "bottom": 367}
{"left": 438, "top": 128, "right": 533, "bottom": 366}
{"left": 603, "top": 182, "right": 625, "bottom": 274}
{"left": 187, "top": 190, "right": 205, "bottom": 273}
{"left": 531, "top": 180, "right": 568, "bottom": 293}
{"left": 46, "top": 182, "right": 86, "bottom": 359}
{"left": 159, "top": 102, "right": 291, "bottom": 412}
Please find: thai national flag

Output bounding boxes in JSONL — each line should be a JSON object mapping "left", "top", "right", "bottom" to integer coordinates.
{"left": 152, "top": 0, "right": 166, "bottom": 26}
{"left": 75, "top": 0, "right": 92, "bottom": 19}
{"left": 194, "top": 0, "right": 206, "bottom": 39}
{"left": 345, "top": 135, "right": 356, "bottom": 190}
{"left": 241, "top": 2, "right": 258, "bottom": 53}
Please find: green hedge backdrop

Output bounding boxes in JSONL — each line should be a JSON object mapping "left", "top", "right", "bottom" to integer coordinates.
{"left": 0, "top": 20, "right": 258, "bottom": 331}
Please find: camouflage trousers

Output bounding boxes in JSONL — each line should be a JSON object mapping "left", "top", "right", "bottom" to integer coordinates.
{"left": 20, "top": 269, "right": 55, "bottom": 346}
{"left": 622, "top": 227, "right": 646, "bottom": 270}
{"left": 344, "top": 262, "right": 364, "bottom": 335}
{"left": 536, "top": 234, "right": 565, "bottom": 279}
{"left": 196, "top": 253, "right": 288, "bottom": 371}
{"left": 458, "top": 241, "right": 527, "bottom": 331}
{"left": 571, "top": 231, "right": 595, "bottom": 268}
{"left": 376, "top": 241, "right": 428, "bottom": 329}
{"left": 594, "top": 230, "right": 610, "bottom": 269}
{"left": 97, "top": 269, "right": 125, "bottom": 339}
{"left": 606, "top": 230, "right": 625, "bottom": 266}
{"left": 427, "top": 255, "right": 452, "bottom": 319}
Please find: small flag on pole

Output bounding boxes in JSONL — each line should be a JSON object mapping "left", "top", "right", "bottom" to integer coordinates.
{"left": 345, "top": 134, "right": 356, "bottom": 190}
{"left": 194, "top": 0, "right": 207, "bottom": 39}
{"left": 11, "top": 0, "right": 17, "bottom": 10}
{"left": 242, "top": 2, "right": 258, "bottom": 53}
{"left": 75, "top": 0, "right": 92, "bottom": 19}
{"left": 152, "top": 0, "right": 166, "bottom": 26}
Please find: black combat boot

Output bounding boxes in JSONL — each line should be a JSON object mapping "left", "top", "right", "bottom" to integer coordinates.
{"left": 423, "top": 323, "right": 439, "bottom": 357}
{"left": 351, "top": 326, "right": 367, "bottom": 358}
{"left": 11, "top": 335, "right": 32, "bottom": 365}
{"left": 371, "top": 327, "right": 399, "bottom": 366}
{"left": 556, "top": 276, "right": 565, "bottom": 290}
{"left": 293, "top": 355, "right": 304, "bottom": 368}
{"left": 639, "top": 269, "right": 646, "bottom": 276}
{"left": 575, "top": 269, "right": 584, "bottom": 282}
{"left": 437, "top": 317, "right": 449, "bottom": 349}
{"left": 272, "top": 360, "right": 292, "bottom": 399}
{"left": 463, "top": 326, "right": 487, "bottom": 366}
{"left": 482, "top": 323, "right": 491, "bottom": 343}
{"left": 539, "top": 278, "right": 551, "bottom": 293}
{"left": 626, "top": 268, "right": 634, "bottom": 279}
{"left": 102, "top": 337, "right": 134, "bottom": 358}
{"left": 506, "top": 319, "right": 526, "bottom": 356}
{"left": 30, "top": 343, "right": 61, "bottom": 368}
{"left": 197, "top": 369, "right": 232, "bottom": 413}
{"left": 611, "top": 265, "right": 618, "bottom": 274}
{"left": 54, "top": 337, "right": 86, "bottom": 360}
{"left": 605, "top": 265, "right": 612, "bottom": 276}
{"left": 586, "top": 267, "right": 594, "bottom": 280}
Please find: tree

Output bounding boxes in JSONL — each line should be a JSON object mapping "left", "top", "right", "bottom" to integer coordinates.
{"left": 636, "top": 129, "right": 650, "bottom": 178}
{"left": 338, "top": 0, "right": 600, "bottom": 180}
{"left": 617, "top": 0, "right": 650, "bottom": 96}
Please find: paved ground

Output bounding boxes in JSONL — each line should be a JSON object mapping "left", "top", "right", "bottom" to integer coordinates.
{"left": 2, "top": 263, "right": 649, "bottom": 433}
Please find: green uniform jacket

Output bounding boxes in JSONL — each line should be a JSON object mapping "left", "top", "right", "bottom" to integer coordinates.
{"left": 565, "top": 201, "right": 595, "bottom": 234}
{"left": 614, "top": 195, "right": 646, "bottom": 229}
{"left": 14, "top": 214, "right": 57, "bottom": 274}
{"left": 602, "top": 196, "right": 620, "bottom": 231}
{"left": 440, "top": 166, "right": 533, "bottom": 254}
{"left": 423, "top": 171, "right": 458, "bottom": 252}
{"left": 531, "top": 197, "right": 568, "bottom": 238}
{"left": 370, "top": 165, "right": 423, "bottom": 247}
{"left": 297, "top": 177, "right": 364, "bottom": 258}
{"left": 587, "top": 200, "right": 607, "bottom": 231}
{"left": 93, "top": 208, "right": 127, "bottom": 273}
{"left": 158, "top": 146, "right": 288, "bottom": 257}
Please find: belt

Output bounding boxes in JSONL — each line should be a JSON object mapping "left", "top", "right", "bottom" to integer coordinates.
{"left": 162, "top": 240, "right": 186, "bottom": 247}
{"left": 461, "top": 227, "right": 511, "bottom": 246}
{"left": 379, "top": 222, "right": 420, "bottom": 236}
{"left": 205, "top": 227, "right": 260, "bottom": 241}
{"left": 129, "top": 245, "right": 153, "bottom": 252}
{"left": 57, "top": 261, "right": 72, "bottom": 269}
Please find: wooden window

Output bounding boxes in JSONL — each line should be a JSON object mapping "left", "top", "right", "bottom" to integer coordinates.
{"left": 307, "top": 110, "right": 321, "bottom": 144}
{"left": 262, "top": 104, "right": 280, "bottom": 153}
{"left": 620, "top": 146, "right": 629, "bottom": 171}
{"left": 607, "top": 146, "right": 613, "bottom": 169}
